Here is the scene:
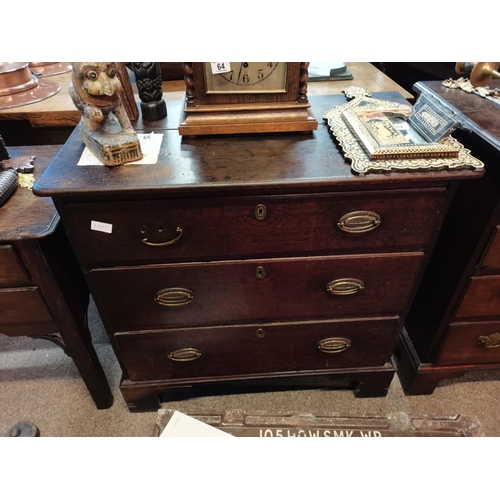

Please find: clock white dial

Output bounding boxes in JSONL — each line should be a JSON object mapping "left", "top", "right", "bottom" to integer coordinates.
{"left": 204, "top": 62, "right": 287, "bottom": 94}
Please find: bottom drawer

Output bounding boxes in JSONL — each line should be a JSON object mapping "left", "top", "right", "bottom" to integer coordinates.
{"left": 438, "top": 321, "right": 500, "bottom": 366}
{"left": 115, "top": 316, "right": 401, "bottom": 382}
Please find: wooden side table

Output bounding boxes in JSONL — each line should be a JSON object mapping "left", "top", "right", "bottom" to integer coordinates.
{"left": 0, "top": 145, "right": 113, "bottom": 409}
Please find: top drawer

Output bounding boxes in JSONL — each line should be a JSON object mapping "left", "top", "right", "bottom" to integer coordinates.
{"left": 478, "top": 226, "right": 500, "bottom": 272}
{"left": 65, "top": 188, "right": 446, "bottom": 267}
{"left": 0, "top": 245, "right": 31, "bottom": 287}
{"left": 455, "top": 275, "right": 500, "bottom": 320}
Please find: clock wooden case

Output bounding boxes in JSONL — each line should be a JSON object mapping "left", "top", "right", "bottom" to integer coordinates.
{"left": 178, "top": 62, "right": 318, "bottom": 136}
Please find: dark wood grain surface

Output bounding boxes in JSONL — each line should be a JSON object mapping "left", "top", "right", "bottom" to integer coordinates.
{"left": 0, "top": 245, "right": 31, "bottom": 285}
{"left": 63, "top": 188, "right": 446, "bottom": 269}
{"left": 479, "top": 226, "right": 500, "bottom": 271}
{"left": 414, "top": 81, "right": 500, "bottom": 150}
{"left": 438, "top": 321, "right": 500, "bottom": 365}
{"left": 115, "top": 317, "right": 401, "bottom": 382}
{"left": 0, "top": 145, "right": 61, "bottom": 240}
{"left": 91, "top": 252, "right": 424, "bottom": 331}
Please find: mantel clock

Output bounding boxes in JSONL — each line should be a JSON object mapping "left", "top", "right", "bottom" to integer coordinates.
{"left": 178, "top": 62, "right": 318, "bottom": 136}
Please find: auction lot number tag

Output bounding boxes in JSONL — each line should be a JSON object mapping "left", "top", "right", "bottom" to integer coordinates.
{"left": 211, "top": 62, "right": 231, "bottom": 74}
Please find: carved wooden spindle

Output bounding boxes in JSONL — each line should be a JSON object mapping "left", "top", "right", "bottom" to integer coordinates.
{"left": 116, "top": 63, "right": 139, "bottom": 122}
{"left": 183, "top": 62, "right": 196, "bottom": 107}
{"left": 298, "top": 62, "right": 310, "bottom": 104}
{"left": 131, "top": 62, "right": 167, "bottom": 121}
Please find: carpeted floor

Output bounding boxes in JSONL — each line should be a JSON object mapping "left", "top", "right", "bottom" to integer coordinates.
{"left": 1, "top": 299, "right": 500, "bottom": 437}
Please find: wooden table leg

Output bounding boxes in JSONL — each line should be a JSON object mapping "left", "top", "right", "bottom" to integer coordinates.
{"left": 17, "top": 232, "right": 113, "bottom": 409}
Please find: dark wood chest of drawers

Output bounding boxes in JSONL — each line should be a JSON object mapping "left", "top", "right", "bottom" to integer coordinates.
{"left": 396, "top": 81, "right": 500, "bottom": 394}
{"left": 33, "top": 93, "right": 482, "bottom": 410}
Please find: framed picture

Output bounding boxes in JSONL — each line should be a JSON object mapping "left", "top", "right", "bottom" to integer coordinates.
{"left": 340, "top": 97, "right": 460, "bottom": 161}
{"left": 323, "top": 92, "right": 484, "bottom": 175}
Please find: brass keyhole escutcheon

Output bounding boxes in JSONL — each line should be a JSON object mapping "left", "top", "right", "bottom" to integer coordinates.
{"left": 254, "top": 204, "right": 267, "bottom": 221}
{"left": 255, "top": 266, "right": 266, "bottom": 279}
{"left": 256, "top": 328, "right": 265, "bottom": 339}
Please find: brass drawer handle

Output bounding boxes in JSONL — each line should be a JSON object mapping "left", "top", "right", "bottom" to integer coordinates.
{"left": 478, "top": 333, "right": 500, "bottom": 349}
{"left": 154, "top": 287, "right": 194, "bottom": 307}
{"left": 338, "top": 211, "right": 381, "bottom": 233}
{"left": 317, "top": 337, "right": 351, "bottom": 354}
{"left": 326, "top": 278, "right": 364, "bottom": 296}
{"left": 141, "top": 227, "right": 183, "bottom": 246}
{"left": 168, "top": 347, "right": 201, "bottom": 362}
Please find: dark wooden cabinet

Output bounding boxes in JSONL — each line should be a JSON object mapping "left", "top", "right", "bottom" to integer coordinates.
{"left": 0, "top": 145, "right": 112, "bottom": 409}
{"left": 33, "top": 94, "right": 482, "bottom": 411}
{"left": 396, "top": 81, "right": 500, "bottom": 394}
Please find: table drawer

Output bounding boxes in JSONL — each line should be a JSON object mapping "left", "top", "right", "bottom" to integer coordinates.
{"left": 92, "top": 252, "right": 423, "bottom": 331}
{"left": 455, "top": 275, "right": 500, "bottom": 319}
{"left": 0, "top": 245, "right": 31, "bottom": 286}
{"left": 438, "top": 321, "right": 500, "bottom": 365}
{"left": 65, "top": 189, "right": 445, "bottom": 267}
{"left": 0, "top": 287, "right": 54, "bottom": 336}
{"left": 115, "top": 317, "right": 401, "bottom": 381}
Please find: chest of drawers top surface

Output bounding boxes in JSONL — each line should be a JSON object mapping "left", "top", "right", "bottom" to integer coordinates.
{"left": 32, "top": 94, "right": 481, "bottom": 201}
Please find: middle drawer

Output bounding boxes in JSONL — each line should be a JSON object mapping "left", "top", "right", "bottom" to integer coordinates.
{"left": 437, "top": 320, "right": 500, "bottom": 366}
{"left": 92, "top": 252, "right": 423, "bottom": 331}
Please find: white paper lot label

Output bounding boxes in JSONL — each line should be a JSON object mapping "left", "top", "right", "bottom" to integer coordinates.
{"left": 91, "top": 220, "right": 113, "bottom": 234}
{"left": 211, "top": 62, "right": 231, "bottom": 74}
